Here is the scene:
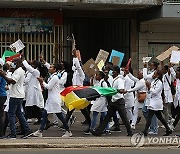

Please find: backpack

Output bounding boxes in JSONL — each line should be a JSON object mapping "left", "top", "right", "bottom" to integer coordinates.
{"left": 101, "top": 80, "right": 112, "bottom": 103}
{"left": 61, "top": 71, "right": 73, "bottom": 88}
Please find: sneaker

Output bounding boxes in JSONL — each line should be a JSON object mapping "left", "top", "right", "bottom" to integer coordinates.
{"left": 58, "top": 125, "right": 66, "bottom": 131}
{"left": 21, "top": 131, "right": 33, "bottom": 139}
{"left": 111, "top": 127, "right": 121, "bottom": 132}
{"left": 102, "top": 130, "right": 111, "bottom": 135}
{"left": 160, "top": 125, "right": 165, "bottom": 128}
{"left": 163, "top": 130, "right": 172, "bottom": 136}
{"left": 84, "top": 128, "right": 91, "bottom": 135}
{"left": 3, "top": 134, "right": 16, "bottom": 139}
{"left": 69, "top": 116, "right": 76, "bottom": 126}
{"left": 27, "top": 119, "right": 33, "bottom": 123}
{"left": 169, "top": 118, "right": 175, "bottom": 126}
{"left": 148, "top": 131, "right": 158, "bottom": 135}
{"left": 44, "top": 123, "right": 54, "bottom": 130}
{"left": 169, "top": 124, "right": 175, "bottom": 131}
{"left": 108, "top": 121, "right": 115, "bottom": 129}
{"left": 131, "top": 124, "right": 135, "bottom": 130}
{"left": 62, "top": 131, "right": 72, "bottom": 137}
{"left": 32, "top": 130, "right": 43, "bottom": 138}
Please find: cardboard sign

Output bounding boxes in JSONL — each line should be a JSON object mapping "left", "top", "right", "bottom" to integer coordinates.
{"left": 142, "top": 57, "right": 152, "bottom": 63}
{"left": 9, "top": 39, "right": 25, "bottom": 53}
{"left": 95, "top": 49, "right": 109, "bottom": 64}
{"left": 83, "top": 58, "right": 99, "bottom": 78}
{"left": 109, "top": 49, "right": 124, "bottom": 67}
{"left": 97, "top": 60, "right": 105, "bottom": 71}
{"left": 156, "top": 46, "right": 179, "bottom": 61}
{"left": 170, "top": 51, "right": 180, "bottom": 64}
{"left": 112, "top": 56, "right": 120, "bottom": 66}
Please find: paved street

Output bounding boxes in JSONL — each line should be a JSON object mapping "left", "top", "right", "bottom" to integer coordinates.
{"left": 0, "top": 148, "right": 180, "bottom": 154}
{"left": 22, "top": 111, "right": 180, "bottom": 138}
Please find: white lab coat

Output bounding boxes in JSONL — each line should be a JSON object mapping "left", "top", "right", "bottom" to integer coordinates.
{"left": 58, "top": 70, "right": 67, "bottom": 106}
{"left": 22, "top": 60, "right": 44, "bottom": 109}
{"left": 162, "top": 73, "right": 173, "bottom": 103}
{"left": 43, "top": 73, "right": 62, "bottom": 114}
{"left": 148, "top": 79, "right": 163, "bottom": 111}
{"left": 123, "top": 75, "right": 134, "bottom": 108}
{"left": 170, "top": 67, "right": 180, "bottom": 108}
{"left": 127, "top": 73, "right": 147, "bottom": 108}
{"left": 72, "top": 57, "right": 85, "bottom": 86}
{"left": 90, "top": 79, "right": 108, "bottom": 112}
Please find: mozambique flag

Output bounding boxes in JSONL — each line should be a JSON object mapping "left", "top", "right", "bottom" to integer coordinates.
{"left": 61, "top": 86, "right": 118, "bottom": 111}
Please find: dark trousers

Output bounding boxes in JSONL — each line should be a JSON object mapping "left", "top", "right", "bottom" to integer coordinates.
{"left": 66, "top": 108, "right": 91, "bottom": 126}
{"left": 144, "top": 109, "right": 170, "bottom": 133}
{"left": 8, "top": 97, "right": 31, "bottom": 136}
{"left": 0, "top": 96, "right": 7, "bottom": 137}
{"left": 97, "top": 98, "right": 132, "bottom": 135}
{"left": 40, "top": 109, "right": 69, "bottom": 132}
{"left": 173, "top": 106, "right": 180, "bottom": 127}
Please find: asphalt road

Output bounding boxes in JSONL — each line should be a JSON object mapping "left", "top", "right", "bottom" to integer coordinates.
{"left": 0, "top": 148, "right": 180, "bottom": 154}
{"left": 6, "top": 110, "right": 180, "bottom": 138}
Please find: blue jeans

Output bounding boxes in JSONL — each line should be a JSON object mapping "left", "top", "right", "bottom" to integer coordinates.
{"left": 40, "top": 109, "right": 69, "bottom": 131}
{"left": 90, "top": 111, "right": 108, "bottom": 131}
{"left": 142, "top": 104, "right": 158, "bottom": 133}
{"left": 8, "top": 97, "right": 31, "bottom": 136}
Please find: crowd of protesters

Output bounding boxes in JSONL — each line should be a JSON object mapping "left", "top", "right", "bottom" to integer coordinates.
{"left": 0, "top": 49, "right": 179, "bottom": 139}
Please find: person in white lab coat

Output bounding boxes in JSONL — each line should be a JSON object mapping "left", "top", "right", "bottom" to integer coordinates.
{"left": 91, "top": 66, "right": 133, "bottom": 136}
{"left": 32, "top": 64, "right": 72, "bottom": 138}
{"left": 72, "top": 49, "right": 85, "bottom": 86}
{"left": 162, "top": 64, "right": 174, "bottom": 124}
{"left": 169, "top": 66, "right": 180, "bottom": 131}
{"left": 65, "top": 50, "right": 91, "bottom": 129}
{"left": 22, "top": 60, "right": 44, "bottom": 124}
{"left": 86, "top": 71, "right": 109, "bottom": 134}
{"left": 143, "top": 70, "right": 172, "bottom": 136}
{"left": 123, "top": 71, "right": 135, "bottom": 123}
{"left": 124, "top": 70, "right": 147, "bottom": 130}
{"left": 142, "top": 62, "right": 158, "bottom": 134}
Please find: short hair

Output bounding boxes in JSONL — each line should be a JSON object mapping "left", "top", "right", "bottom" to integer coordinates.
{"left": 113, "top": 65, "right": 120, "bottom": 74}
{"left": 177, "top": 67, "right": 180, "bottom": 72}
{"left": 98, "top": 71, "right": 105, "bottom": 79}
{"left": 164, "top": 65, "right": 169, "bottom": 71}
{"left": 152, "top": 62, "right": 159, "bottom": 70}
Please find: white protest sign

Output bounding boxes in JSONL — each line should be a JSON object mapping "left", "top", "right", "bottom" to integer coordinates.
{"left": 142, "top": 57, "right": 152, "bottom": 63}
{"left": 10, "top": 39, "right": 25, "bottom": 53}
{"left": 95, "top": 49, "right": 109, "bottom": 64}
{"left": 170, "top": 51, "right": 180, "bottom": 64}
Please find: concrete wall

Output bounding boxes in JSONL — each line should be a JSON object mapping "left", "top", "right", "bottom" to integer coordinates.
{"left": 139, "top": 19, "right": 180, "bottom": 69}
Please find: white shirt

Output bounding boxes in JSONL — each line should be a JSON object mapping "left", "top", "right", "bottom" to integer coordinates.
{"left": 143, "top": 68, "right": 155, "bottom": 82}
{"left": 148, "top": 79, "right": 163, "bottom": 111}
{"left": 58, "top": 70, "right": 67, "bottom": 92}
{"left": 72, "top": 57, "right": 85, "bottom": 86}
{"left": 43, "top": 73, "right": 62, "bottom": 113}
{"left": 111, "top": 75, "right": 125, "bottom": 102}
{"left": 10, "top": 67, "right": 25, "bottom": 98}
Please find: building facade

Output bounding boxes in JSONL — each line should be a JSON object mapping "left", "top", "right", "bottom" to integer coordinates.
{"left": 0, "top": 0, "right": 164, "bottom": 74}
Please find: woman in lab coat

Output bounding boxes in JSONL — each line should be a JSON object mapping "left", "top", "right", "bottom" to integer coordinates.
{"left": 125, "top": 70, "right": 147, "bottom": 130}
{"left": 143, "top": 70, "right": 172, "bottom": 136}
{"left": 88, "top": 71, "right": 109, "bottom": 134}
{"left": 22, "top": 60, "right": 44, "bottom": 124}
{"left": 32, "top": 64, "right": 72, "bottom": 138}
{"left": 72, "top": 49, "right": 85, "bottom": 86}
